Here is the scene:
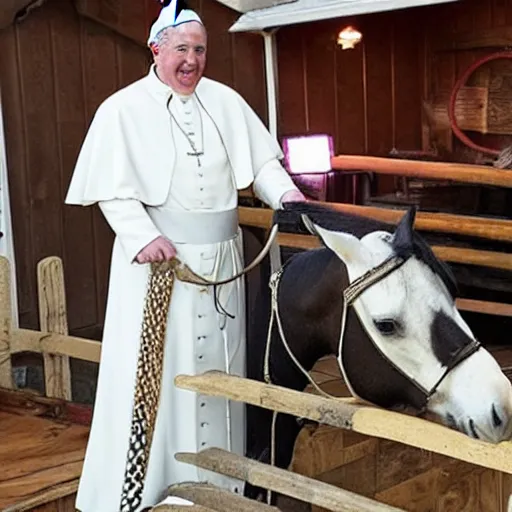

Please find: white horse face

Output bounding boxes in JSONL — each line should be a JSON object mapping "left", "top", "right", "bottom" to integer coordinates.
{"left": 308, "top": 216, "right": 512, "bottom": 443}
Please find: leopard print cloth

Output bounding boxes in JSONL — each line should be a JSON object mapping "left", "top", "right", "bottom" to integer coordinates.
{"left": 120, "top": 261, "right": 175, "bottom": 512}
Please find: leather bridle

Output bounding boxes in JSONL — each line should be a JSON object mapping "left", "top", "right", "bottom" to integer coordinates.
{"left": 265, "top": 252, "right": 481, "bottom": 412}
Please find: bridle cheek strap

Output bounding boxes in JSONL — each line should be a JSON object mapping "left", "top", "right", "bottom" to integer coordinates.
{"left": 339, "top": 255, "right": 481, "bottom": 412}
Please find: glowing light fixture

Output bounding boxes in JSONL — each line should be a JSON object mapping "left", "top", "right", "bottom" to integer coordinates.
{"left": 337, "top": 26, "right": 362, "bottom": 49}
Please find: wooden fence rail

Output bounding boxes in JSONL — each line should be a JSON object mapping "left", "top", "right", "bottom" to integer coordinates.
{"left": 238, "top": 206, "right": 512, "bottom": 317}
{"left": 175, "top": 371, "right": 512, "bottom": 476}
{"left": 330, "top": 155, "right": 512, "bottom": 188}
{"left": 175, "top": 448, "right": 403, "bottom": 511}
{"left": 239, "top": 204, "right": 512, "bottom": 244}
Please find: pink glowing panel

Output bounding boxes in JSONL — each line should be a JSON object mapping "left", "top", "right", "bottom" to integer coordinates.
{"left": 282, "top": 134, "right": 334, "bottom": 174}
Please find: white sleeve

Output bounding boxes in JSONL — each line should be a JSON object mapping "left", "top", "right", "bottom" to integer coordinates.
{"left": 98, "top": 199, "right": 162, "bottom": 263}
{"left": 252, "top": 159, "right": 299, "bottom": 210}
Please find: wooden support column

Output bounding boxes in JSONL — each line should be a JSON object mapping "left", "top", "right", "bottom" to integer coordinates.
{"left": 37, "top": 257, "right": 72, "bottom": 400}
{"left": 0, "top": 256, "right": 12, "bottom": 388}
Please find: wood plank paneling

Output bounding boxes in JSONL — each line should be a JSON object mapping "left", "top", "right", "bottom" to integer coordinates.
{"left": 50, "top": 0, "right": 97, "bottom": 332}
{"left": 276, "top": 9, "right": 423, "bottom": 167}
{"left": 0, "top": 24, "right": 35, "bottom": 327}
{"left": 199, "top": 0, "right": 236, "bottom": 87}
{"left": 1, "top": 0, "right": 269, "bottom": 335}
{"left": 303, "top": 20, "right": 338, "bottom": 137}
{"left": 335, "top": 30, "right": 366, "bottom": 155}
{"left": 362, "top": 12, "right": 394, "bottom": 157}
{"left": 17, "top": 6, "right": 64, "bottom": 309}
{"left": 362, "top": 12, "right": 395, "bottom": 193}
{"left": 232, "top": 31, "right": 267, "bottom": 123}
{"left": 80, "top": 17, "right": 118, "bottom": 328}
{"left": 276, "top": 25, "right": 307, "bottom": 136}
{"left": 392, "top": 10, "right": 422, "bottom": 151}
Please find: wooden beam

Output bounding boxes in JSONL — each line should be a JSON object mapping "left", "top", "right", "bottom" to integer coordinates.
{"left": 456, "top": 298, "right": 512, "bottom": 317}
{"left": 176, "top": 448, "right": 403, "bottom": 511}
{"left": 239, "top": 204, "right": 512, "bottom": 242}
{"left": 432, "top": 246, "right": 512, "bottom": 271}
{"left": 175, "top": 371, "right": 512, "bottom": 475}
{"left": 0, "top": 257, "right": 13, "bottom": 389}
{"left": 166, "top": 483, "right": 279, "bottom": 511}
{"left": 215, "top": 0, "right": 296, "bottom": 13}
{"left": 330, "top": 155, "right": 512, "bottom": 188}
{"left": 37, "top": 257, "right": 72, "bottom": 401}
{"left": 10, "top": 328, "right": 101, "bottom": 363}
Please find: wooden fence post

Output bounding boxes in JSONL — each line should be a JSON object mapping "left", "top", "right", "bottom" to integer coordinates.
{"left": 0, "top": 255, "right": 13, "bottom": 388}
{"left": 37, "top": 256, "right": 72, "bottom": 400}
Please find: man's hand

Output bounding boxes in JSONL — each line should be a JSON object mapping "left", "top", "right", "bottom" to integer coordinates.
{"left": 281, "top": 189, "right": 307, "bottom": 204}
{"left": 135, "top": 236, "right": 177, "bottom": 264}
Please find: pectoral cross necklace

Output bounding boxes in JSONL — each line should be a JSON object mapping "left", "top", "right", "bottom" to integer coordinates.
{"left": 168, "top": 95, "right": 204, "bottom": 167}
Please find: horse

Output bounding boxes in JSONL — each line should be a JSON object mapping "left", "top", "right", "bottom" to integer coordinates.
{"left": 244, "top": 202, "right": 512, "bottom": 500}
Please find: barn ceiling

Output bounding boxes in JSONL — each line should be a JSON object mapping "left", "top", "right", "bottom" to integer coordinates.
{"left": 227, "top": 0, "right": 460, "bottom": 32}
{"left": 215, "top": 0, "right": 297, "bottom": 14}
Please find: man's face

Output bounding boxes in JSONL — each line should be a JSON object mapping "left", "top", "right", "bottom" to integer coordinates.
{"left": 154, "top": 22, "right": 207, "bottom": 95}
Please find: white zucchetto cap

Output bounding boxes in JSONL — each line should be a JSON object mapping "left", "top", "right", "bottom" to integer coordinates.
{"left": 148, "top": 0, "right": 203, "bottom": 46}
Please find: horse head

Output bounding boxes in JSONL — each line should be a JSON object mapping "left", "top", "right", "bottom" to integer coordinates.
{"left": 301, "top": 206, "right": 512, "bottom": 443}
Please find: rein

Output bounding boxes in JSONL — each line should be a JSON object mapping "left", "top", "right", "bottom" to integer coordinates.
{"left": 156, "top": 223, "right": 279, "bottom": 287}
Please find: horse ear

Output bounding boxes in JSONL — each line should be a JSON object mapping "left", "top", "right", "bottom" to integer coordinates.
{"left": 392, "top": 206, "right": 416, "bottom": 254}
{"left": 303, "top": 217, "right": 365, "bottom": 264}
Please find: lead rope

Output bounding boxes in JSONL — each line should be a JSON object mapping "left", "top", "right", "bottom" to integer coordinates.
{"left": 262, "top": 255, "right": 408, "bottom": 505}
{"left": 263, "top": 267, "right": 333, "bottom": 506}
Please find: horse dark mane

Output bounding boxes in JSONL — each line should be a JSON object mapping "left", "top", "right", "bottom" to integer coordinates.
{"left": 273, "top": 202, "right": 458, "bottom": 299}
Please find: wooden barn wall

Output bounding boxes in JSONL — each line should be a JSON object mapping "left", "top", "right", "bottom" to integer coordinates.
{"left": 275, "top": 0, "right": 512, "bottom": 188}
{"left": 422, "top": 0, "right": 512, "bottom": 158}
{"left": 276, "top": 9, "right": 425, "bottom": 160}
{"left": 0, "top": 0, "right": 267, "bottom": 336}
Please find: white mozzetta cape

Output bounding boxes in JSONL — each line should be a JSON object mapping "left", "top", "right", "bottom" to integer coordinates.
{"left": 66, "top": 67, "right": 285, "bottom": 206}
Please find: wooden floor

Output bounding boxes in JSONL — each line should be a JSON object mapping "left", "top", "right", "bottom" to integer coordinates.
{"left": 0, "top": 388, "right": 90, "bottom": 511}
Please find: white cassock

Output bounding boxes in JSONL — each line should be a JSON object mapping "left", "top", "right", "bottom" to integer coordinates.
{"left": 65, "top": 66, "right": 298, "bottom": 512}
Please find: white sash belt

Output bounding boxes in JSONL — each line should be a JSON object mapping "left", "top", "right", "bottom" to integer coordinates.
{"left": 148, "top": 207, "right": 238, "bottom": 244}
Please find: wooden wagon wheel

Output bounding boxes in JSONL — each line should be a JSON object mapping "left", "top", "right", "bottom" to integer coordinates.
{"left": 448, "top": 50, "right": 512, "bottom": 157}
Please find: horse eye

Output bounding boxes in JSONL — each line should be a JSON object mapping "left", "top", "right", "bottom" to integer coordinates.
{"left": 374, "top": 319, "right": 399, "bottom": 336}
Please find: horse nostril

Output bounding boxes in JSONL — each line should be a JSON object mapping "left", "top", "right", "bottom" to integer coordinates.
{"left": 468, "top": 418, "right": 479, "bottom": 439}
{"left": 491, "top": 404, "right": 503, "bottom": 428}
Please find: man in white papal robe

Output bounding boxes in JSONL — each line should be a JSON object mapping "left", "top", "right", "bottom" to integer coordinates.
{"left": 64, "top": 1, "right": 306, "bottom": 511}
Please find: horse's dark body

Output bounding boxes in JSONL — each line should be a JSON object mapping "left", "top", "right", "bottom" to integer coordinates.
{"left": 243, "top": 203, "right": 462, "bottom": 500}
{"left": 245, "top": 247, "right": 344, "bottom": 488}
